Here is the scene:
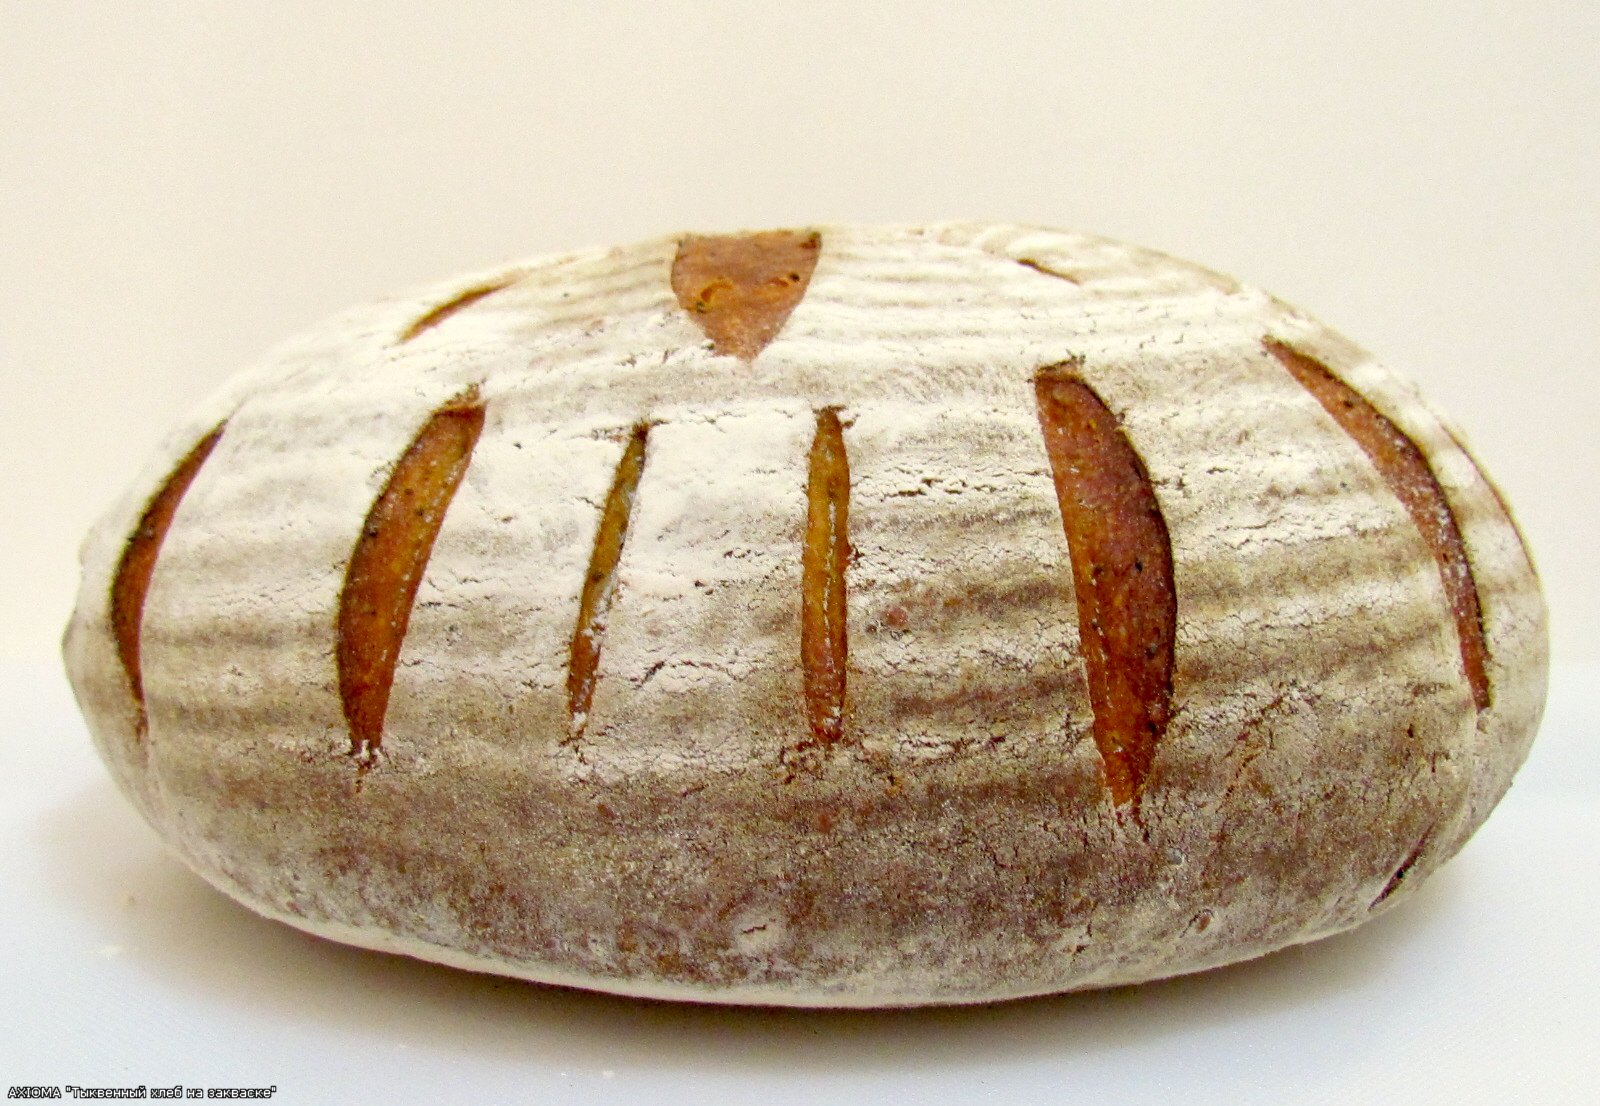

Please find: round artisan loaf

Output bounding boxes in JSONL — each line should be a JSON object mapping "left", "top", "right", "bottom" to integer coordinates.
{"left": 63, "top": 223, "right": 1547, "bottom": 1007}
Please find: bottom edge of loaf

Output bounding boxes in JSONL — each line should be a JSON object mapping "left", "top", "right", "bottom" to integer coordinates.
{"left": 183, "top": 861, "right": 1367, "bottom": 1010}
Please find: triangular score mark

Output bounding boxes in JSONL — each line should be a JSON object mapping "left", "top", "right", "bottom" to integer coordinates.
{"left": 671, "top": 230, "right": 821, "bottom": 361}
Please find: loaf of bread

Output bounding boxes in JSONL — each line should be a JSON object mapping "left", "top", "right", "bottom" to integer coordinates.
{"left": 63, "top": 223, "right": 1547, "bottom": 1006}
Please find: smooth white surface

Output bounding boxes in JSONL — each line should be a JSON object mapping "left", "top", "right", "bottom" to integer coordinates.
{"left": 1, "top": 661, "right": 1595, "bottom": 1104}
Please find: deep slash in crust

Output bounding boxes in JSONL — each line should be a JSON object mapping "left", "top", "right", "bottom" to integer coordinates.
{"left": 566, "top": 425, "right": 651, "bottom": 743}
{"left": 110, "top": 423, "right": 227, "bottom": 738}
{"left": 1266, "top": 339, "right": 1490, "bottom": 711}
{"left": 800, "top": 408, "right": 851, "bottom": 751}
{"left": 1034, "top": 365, "right": 1176, "bottom": 809}
{"left": 337, "top": 388, "right": 486, "bottom": 765}
{"left": 671, "top": 230, "right": 821, "bottom": 361}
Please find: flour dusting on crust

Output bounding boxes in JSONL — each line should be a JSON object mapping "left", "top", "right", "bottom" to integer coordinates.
{"left": 63, "top": 224, "right": 1547, "bottom": 1006}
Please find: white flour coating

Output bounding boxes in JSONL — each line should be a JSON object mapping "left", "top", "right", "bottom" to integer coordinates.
{"left": 63, "top": 223, "right": 1547, "bottom": 1006}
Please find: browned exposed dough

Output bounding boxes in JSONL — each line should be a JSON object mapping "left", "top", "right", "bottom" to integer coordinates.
{"left": 567, "top": 425, "right": 650, "bottom": 742}
{"left": 801, "top": 408, "right": 851, "bottom": 749}
{"left": 337, "top": 389, "right": 485, "bottom": 764}
{"left": 1266, "top": 339, "right": 1490, "bottom": 711}
{"left": 1034, "top": 365, "right": 1175, "bottom": 808}
{"left": 671, "top": 230, "right": 821, "bottom": 360}
{"left": 399, "top": 279, "right": 517, "bottom": 343}
{"left": 110, "top": 424, "right": 226, "bottom": 737}
{"left": 60, "top": 222, "right": 1552, "bottom": 1008}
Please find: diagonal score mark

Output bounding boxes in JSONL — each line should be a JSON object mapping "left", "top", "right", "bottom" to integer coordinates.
{"left": 1266, "top": 339, "right": 1490, "bottom": 711}
{"left": 671, "top": 230, "right": 821, "bottom": 361}
{"left": 1034, "top": 364, "right": 1176, "bottom": 810}
{"left": 337, "top": 388, "right": 486, "bottom": 766}
{"left": 1370, "top": 825, "right": 1435, "bottom": 910}
{"left": 110, "top": 423, "right": 227, "bottom": 739}
{"left": 566, "top": 424, "right": 651, "bottom": 744}
{"left": 398, "top": 277, "right": 519, "bottom": 343}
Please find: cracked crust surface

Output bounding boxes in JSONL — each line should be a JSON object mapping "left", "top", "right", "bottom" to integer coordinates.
{"left": 62, "top": 223, "right": 1547, "bottom": 1006}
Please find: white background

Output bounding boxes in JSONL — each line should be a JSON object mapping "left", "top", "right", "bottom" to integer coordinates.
{"left": 2, "top": 3, "right": 1596, "bottom": 1103}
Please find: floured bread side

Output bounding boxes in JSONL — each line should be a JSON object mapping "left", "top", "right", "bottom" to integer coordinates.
{"left": 63, "top": 223, "right": 1547, "bottom": 1006}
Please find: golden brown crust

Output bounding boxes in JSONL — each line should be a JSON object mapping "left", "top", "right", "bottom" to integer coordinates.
{"left": 337, "top": 389, "right": 484, "bottom": 764}
{"left": 109, "top": 423, "right": 225, "bottom": 738}
{"left": 671, "top": 230, "right": 821, "bottom": 360}
{"left": 1033, "top": 364, "right": 1175, "bottom": 809}
{"left": 1266, "top": 338, "right": 1490, "bottom": 710}
{"left": 796, "top": 407, "right": 851, "bottom": 761}
{"left": 566, "top": 424, "right": 650, "bottom": 743}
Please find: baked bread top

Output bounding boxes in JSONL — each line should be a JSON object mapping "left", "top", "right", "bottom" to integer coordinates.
{"left": 64, "top": 224, "right": 1547, "bottom": 1006}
